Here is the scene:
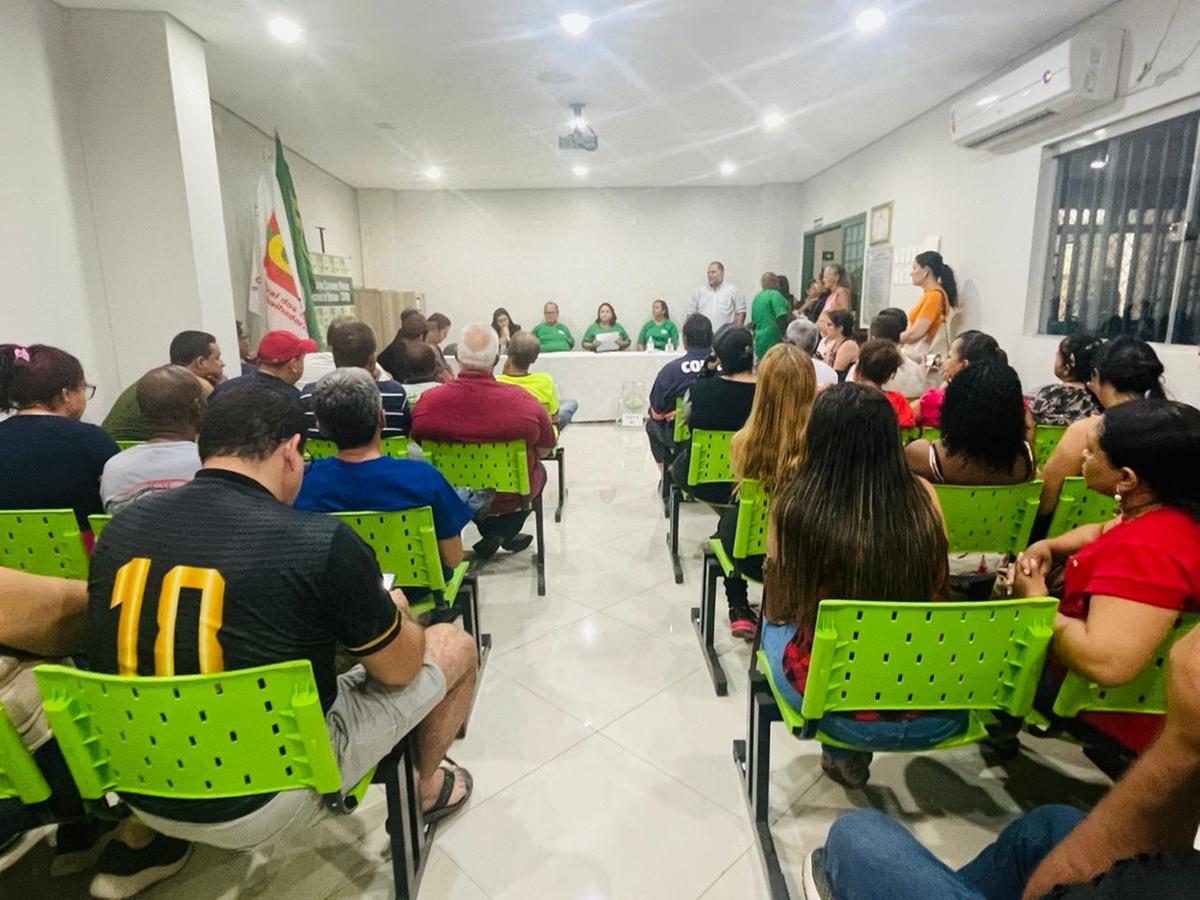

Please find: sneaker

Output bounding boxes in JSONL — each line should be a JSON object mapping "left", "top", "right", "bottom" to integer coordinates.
{"left": 50, "top": 819, "right": 119, "bottom": 877}
{"left": 729, "top": 607, "right": 759, "bottom": 641}
{"left": 0, "top": 824, "right": 54, "bottom": 876}
{"left": 500, "top": 533, "right": 534, "bottom": 554}
{"left": 820, "top": 750, "right": 871, "bottom": 790}
{"left": 89, "top": 835, "right": 192, "bottom": 899}
{"left": 802, "top": 847, "right": 832, "bottom": 899}
{"left": 472, "top": 537, "right": 501, "bottom": 560}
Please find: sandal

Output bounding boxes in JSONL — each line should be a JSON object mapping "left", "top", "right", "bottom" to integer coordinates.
{"left": 422, "top": 761, "right": 474, "bottom": 824}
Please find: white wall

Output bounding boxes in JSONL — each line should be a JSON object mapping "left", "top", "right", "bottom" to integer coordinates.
{"left": 212, "top": 104, "right": 365, "bottom": 326}
{"left": 357, "top": 184, "right": 803, "bottom": 339}
{"left": 793, "top": 0, "right": 1200, "bottom": 404}
{"left": 0, "top": 0, "right": 116, "bottom": 413}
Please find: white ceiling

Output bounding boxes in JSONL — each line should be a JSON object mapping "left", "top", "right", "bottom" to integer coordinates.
{"left": 64, "top": 0, "right": 1116, "bottom": 190}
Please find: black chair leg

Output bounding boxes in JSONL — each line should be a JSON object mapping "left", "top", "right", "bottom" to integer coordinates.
{"left": 733, "top": 669, "right": 789, "bottom": 899}
{"left": 668, "top": 486, "right": 683, "bottom": 584}
{"left": 691, "top": 549, "right": 727, "bottom": 696}
{"left": 554, "top": 448, "right": 566, "bottom": 523}
{"left": 456, "top": 576, "right": 490, "bottom": 739}
{"left": 534, "top": 495, "right": 546, "bottom": 596}
{"left": 660, "top": 451, "right": 673, "bottom": 518}
{"left": 378, "top": 736, "right": 432, "bottom": 900}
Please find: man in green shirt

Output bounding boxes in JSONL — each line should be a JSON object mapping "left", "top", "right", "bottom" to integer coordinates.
{"left": 496, "top": 333, "right": 577, "bottom": 427}
{"left": 102, "top": 331, "right": 225, "bottom": 440}
{"left": 749, "top": 273, "right": 790, "bottom": 360}
{"left": 531, "top": 302, "right": 575, "bottom": 352}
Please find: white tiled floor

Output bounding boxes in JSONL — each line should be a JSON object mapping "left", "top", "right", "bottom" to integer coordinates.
{"left": 4, "top": 424, "right": 1111, "bottom": 899}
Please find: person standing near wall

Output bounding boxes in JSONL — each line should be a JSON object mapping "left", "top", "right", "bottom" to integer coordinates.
{"left": 688, "top": 261, "right": 745, "bottom": 331}
{"left": 900, "top": 250, "right": 959, "bottom": 368}
{"left": 749, "top": 273, "right": 791, "bottom": 360}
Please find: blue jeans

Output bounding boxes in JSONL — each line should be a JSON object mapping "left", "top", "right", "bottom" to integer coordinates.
{"left": 557, "top": 398, "right": 579, "bottom": 428}
{"left": 824, "top": 806, "right": 1084, "bottom": 900}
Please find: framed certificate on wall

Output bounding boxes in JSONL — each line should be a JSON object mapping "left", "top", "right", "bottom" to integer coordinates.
{"left": 870, "top": 201, "right": 893, "bottom": 245}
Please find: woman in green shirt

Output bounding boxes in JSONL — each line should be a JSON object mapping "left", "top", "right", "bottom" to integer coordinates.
{"left": 636, "top": 299, "right": 680, "bottom": 351}
{"left": 582, "top": 302, "right": 631, "bottom": 351}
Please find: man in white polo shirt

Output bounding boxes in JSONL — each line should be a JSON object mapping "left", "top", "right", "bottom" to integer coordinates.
{"left": 687, "top": 261, "right": 745, "bottom": 331}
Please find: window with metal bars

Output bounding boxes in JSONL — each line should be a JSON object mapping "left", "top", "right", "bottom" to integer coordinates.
{"left": 1040, "top": 111, "right": 1200, "bottom": 345}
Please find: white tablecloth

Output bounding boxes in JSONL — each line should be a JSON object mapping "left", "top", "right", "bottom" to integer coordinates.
{"left": 524, "top": 350, "right": 684, "bottom": 422}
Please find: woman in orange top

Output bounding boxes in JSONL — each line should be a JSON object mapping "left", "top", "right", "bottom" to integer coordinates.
{"left": 900, "top": 251, "right": 958, "bottom": 355}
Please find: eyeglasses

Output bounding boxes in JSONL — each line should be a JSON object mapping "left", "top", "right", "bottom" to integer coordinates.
{"left": 81, "top": 384, "right": 97, "bottom": 400}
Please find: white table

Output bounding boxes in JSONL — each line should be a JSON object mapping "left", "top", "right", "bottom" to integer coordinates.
{"left": 523, "top": 349, "right": 685, "bottom": 422}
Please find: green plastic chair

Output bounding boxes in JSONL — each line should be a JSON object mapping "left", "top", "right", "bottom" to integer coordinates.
{"left": 0, "top": 703, "right": 51, "bottom": 804}
{"left": 899, "top": 425, "right": 921, "bottom": 445}
{"left": 381, "top": 436, "right": 413, "bottom": 459}
{"left": 1046, "top": 476, "right": 1116, "bottom": 539}
{"left": 34, "top": 661, "right": 435, "bottom": 898}
{"left": 735, "top": 597, "right": 1058, "bottom": 893}
{"left": 667, "top": 428, "right": 735, "bottom": 584}
{"left": 673, "top": 396, "right": 691, "bottom": 444}
{"left": 304, "top": 438, "right": 340, "bottom": 461}
{"left": 695, "top": 479, "right": 769, "bottom": 695}
{"left": 933, "top": 481, "right": 1043, "bottom": 556}
{"left": 657, "top": 396, "right": 692, "bottom": 520}
{"left": 88, "top": 514, "right": 111, "bottom": 538}
{"left": 1033, "top": 424, "right": 1068, "bottom": 469}
{"left": 421, "top": 440, "right": 545, "bottom": 596}
{"left": 115, "top": 441, "right": 143, "bottom": 451}
{"left": 0, "top": 509, "right": 90, "bottom": 579}
{"left": 921, "top": 425, "right": 941, "bottom": 442}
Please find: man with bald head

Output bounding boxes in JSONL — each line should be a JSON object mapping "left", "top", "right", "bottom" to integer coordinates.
{"left": 411, "top": 324, "right": 556, "bottom": 559}
{"left": 100, "top": 365, "right": 206, "bottom": 512}
{"left": 532, "top": 302, "right": 575, "bottom": 352}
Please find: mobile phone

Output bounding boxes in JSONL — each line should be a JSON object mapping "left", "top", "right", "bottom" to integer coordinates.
{"left": 925, "top": 353, "right": 942, "bottom": 369}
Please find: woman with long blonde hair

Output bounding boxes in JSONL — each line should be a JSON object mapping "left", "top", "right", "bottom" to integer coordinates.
{"left": 720, "top": 342, "right": 817, "bottom": 640}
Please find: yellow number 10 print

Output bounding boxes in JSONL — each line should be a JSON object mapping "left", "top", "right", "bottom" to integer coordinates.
{"left": 110, "top": 558, "right": 227, "bottom": 676}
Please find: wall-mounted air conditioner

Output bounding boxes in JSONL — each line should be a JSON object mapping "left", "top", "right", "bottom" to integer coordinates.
{"left": 950, "top": 29, "right": 1124, "bottom": 151}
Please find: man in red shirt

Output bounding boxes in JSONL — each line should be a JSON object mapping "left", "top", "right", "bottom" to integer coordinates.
{"left": 411, "top": 323, "right": 556, "bottom": 559}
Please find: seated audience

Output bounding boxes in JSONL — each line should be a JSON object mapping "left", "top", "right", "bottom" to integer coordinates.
{"left": 411, "top": 325, "right": 556, "bottom": 559}
{"left": 784, "top": 318, "right": 838, "bottom": 386}
{"left": 670, "top": 326, "right": 756, "bottom": 505}
{"left": 209, "top": 329, "right": 314, "bottom": 404}
{"left": 295, "top": 369, "right": 471, "bottom": 598}
{"left": 804, "top": 615, "right": 1200, "bottom": 898}
{"left": 645, "top": 314, "right": 713, "bottom": 469}
{"left": 497, "top": 333, "right": 578, "bottom": 429}
{"left": 490, "top": 307, "right": 520, "bottom": 354}
{"left": 816, "top": 309, "right": 859, "bottom": 381}
{"left": 719, "top": 343, "right": 816, "bottom": 640}
{"left": 637, "top": 299, "right": 679, "bottom": 351}
{"left": 846, "top": 308, "right": 926, "bottom": 398}
{"left": 0, "top": 344, "right": 117, "bottom": 530}
{"left": 1038, "top": 335, "right": 1164, "bottom": 516}
{"left": 853, "top": 339, "right": 916, "bottom": 427}
{"left": 236, "top": 320, "right": 257, "bottom": 376}
{"left": 764, "top": 383, "right": 960, "bottom": 789}
{"left": 911, "top": 330, "right": 1007, "bottom": 428}
{"left": 1030, "top": 334, "right": 1103, "bottom": 425}
{"left": 750, "top": 272, "right": 790, "bottom": 360}
{"left": 103, "top": 330, "right": 225, "bottom": 440}
{"left": 797, "top": 278, "right": 826, "bottom": 322}
{"left": 402, "top": 344, "right": 448, "bottom": 405}
{"left": 100, "top": 365, "right": 204, "bottom": 513}
{"left": 86, "top": 382, "right": 479, "bottom": 848}
{"left": 298, "top": 319, "right": 410, "bottom": 439}
{"left": 424, "top": 312, "right": 455, "bottom": 382}
{"left": 294, "top": 316, "right": 357, "bottom": 385}
{"left": 582, "top": 302, "right": 631, "bottom": 351}
{"left": 1010, "top": 398, "right": 1200, "bottom": 758}
{"left": 377, "top": 309, "right": 431, "bottom": 382}
{"left": 532, "top": 301, "right": 575, "bottom": 352}
{"left": 0, "top": 568, "right": 190, "bottom": 894}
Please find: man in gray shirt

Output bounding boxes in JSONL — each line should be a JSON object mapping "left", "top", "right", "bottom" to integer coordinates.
{"left": 687, "top": 261, "right": 746, "bottom": 331}
{"left": 100, "top": 366, "right": 204, "bottom": 513}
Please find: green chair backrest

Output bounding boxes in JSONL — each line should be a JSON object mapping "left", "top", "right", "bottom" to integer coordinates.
{"left": 422, "top": 440, "right": 530, "bottom": 495}
{"left": 332, "top": 509, "right": 447, "bottom": 592}
{"left": 1033, "top": 424, "right": 1068, "bottom": 469}
{"left": 304, "top": 438, "right": 340, "bottom": 461}
{"left": 686, "top": 429, "right": 735, "bottom": 487}
{"left": 933, "top": 481, "right": 1043, "bottom": 556}
{"left": 115, "top": 440, "right": 143, "bottom": 451}
{"left": 0, "top": 703, "right": 51, "bottom": 804}
{"left": 89, "top": 514, "right": 112, "bottom": 538}
{"left": 799, "top": 597, "right": 1058, "bottom": 722}
{"left": 33, "top": 661, "right": 342, "bottom": 802}
{"left": 0, "top": 509, "right": 89, "bottom": 579}
{"left": 899, "top": 426, "right": 921, "bottom": 445}
{"left": 921, "top": 426, "right": 941, "bottom": 442}
{"left": 673, "top": 396, "right": 691, "bottom": 443}
{"left": 1046, "top": 476, "right": 1117, "bottom": 539}
{"left": 732, "top": 479, "right": 770, "bottom": 559}
{"left": 381, "top": 436, "right": 411, "bottom": 459}
{"left": 1052, "top": 612, "right": 1200, "bottom": 718}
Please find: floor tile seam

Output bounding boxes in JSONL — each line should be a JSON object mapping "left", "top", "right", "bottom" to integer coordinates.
{"left": 695, "top": 847, "right": 757, "bottom": 899}
{"left": 594, "top": 607, "right": 710, "bottom": 655}
{"left": 485, "top": 603, "right": 597, "bottom": 661}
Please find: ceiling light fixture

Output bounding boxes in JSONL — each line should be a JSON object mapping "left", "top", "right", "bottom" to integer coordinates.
{"left": 559, "top": 12, "right": 592, "bottom": 36}
{"left": 1090, "top": 157, "right": 1108, "bottom": 170}
{"left": 423, "top": 166, "right": 443, "bottom": 180}
{"left": 976, "top": 95, "right": 999, "bottom": 108}
{"left": 762, "top": 111, "right": 785, "bottom": 130}
{"left": 854, "top": 7, "right": 886, "bottom": 33}
{"left": 572, "top": 165, "right": 589, "bottom": 177}
{"left": 719, "top": 161, "right": 737, "bottom": 176}
{"left": 268, "top": 16, "right": 304, "bottom": 43}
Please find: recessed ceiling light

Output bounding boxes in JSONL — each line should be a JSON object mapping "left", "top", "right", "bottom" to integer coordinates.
{"left": 976, "top": 95, "right": 999, "bottom": 108}
{"left": 762, "top": 111, "right": 785, "bottom": 130}
{"left": 719, "top": 161, "right": 737, "bottom": 176}
{"left": 572, "top": 165, "right": 589, "bottom": 178}
{"left": 423, "top": 166, "right": 443, "bottom": 180}
{"left": 559, "top": 12, "right": 591, "bottom": 36}
{"left": 854, "top": 7, "right": 886, "bottom": 32}
{"left": 268, "top": 16, "right": 303, "bottom": 43}
{"left": 569, "top": 115, "right": 588, "bottom": 130}
{"left": 1090, "top": 157, "right": 1108, "bottom": 170}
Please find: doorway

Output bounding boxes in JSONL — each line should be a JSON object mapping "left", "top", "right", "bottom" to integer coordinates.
{"left": 802, "top": 212, "right": 867, "bottom": 313}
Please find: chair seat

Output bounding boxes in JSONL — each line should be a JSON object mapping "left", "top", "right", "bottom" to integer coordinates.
{"left": 706, "top": 537, "right": 762, "bottom": 585}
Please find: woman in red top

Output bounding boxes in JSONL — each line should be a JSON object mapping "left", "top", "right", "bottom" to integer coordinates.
{"left": 1010, "top": 398, "right": 1200, "bottom": 755}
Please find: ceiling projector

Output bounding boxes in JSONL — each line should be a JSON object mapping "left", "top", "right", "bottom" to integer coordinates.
{"left": 559, "top": 102, "right": 598, "bottom": 152}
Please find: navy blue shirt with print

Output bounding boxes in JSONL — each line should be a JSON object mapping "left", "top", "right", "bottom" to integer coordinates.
{"left": 648, "top": 348, "right": 710, "bottom": 415}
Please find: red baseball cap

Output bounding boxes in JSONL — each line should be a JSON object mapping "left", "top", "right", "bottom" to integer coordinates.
{"left": 257, "top": 330, "right": 317, "bottom": 364}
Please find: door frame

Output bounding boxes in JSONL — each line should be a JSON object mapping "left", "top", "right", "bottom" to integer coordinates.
{"left": 801, "top": 212, "right": 868, "bottom": 287}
